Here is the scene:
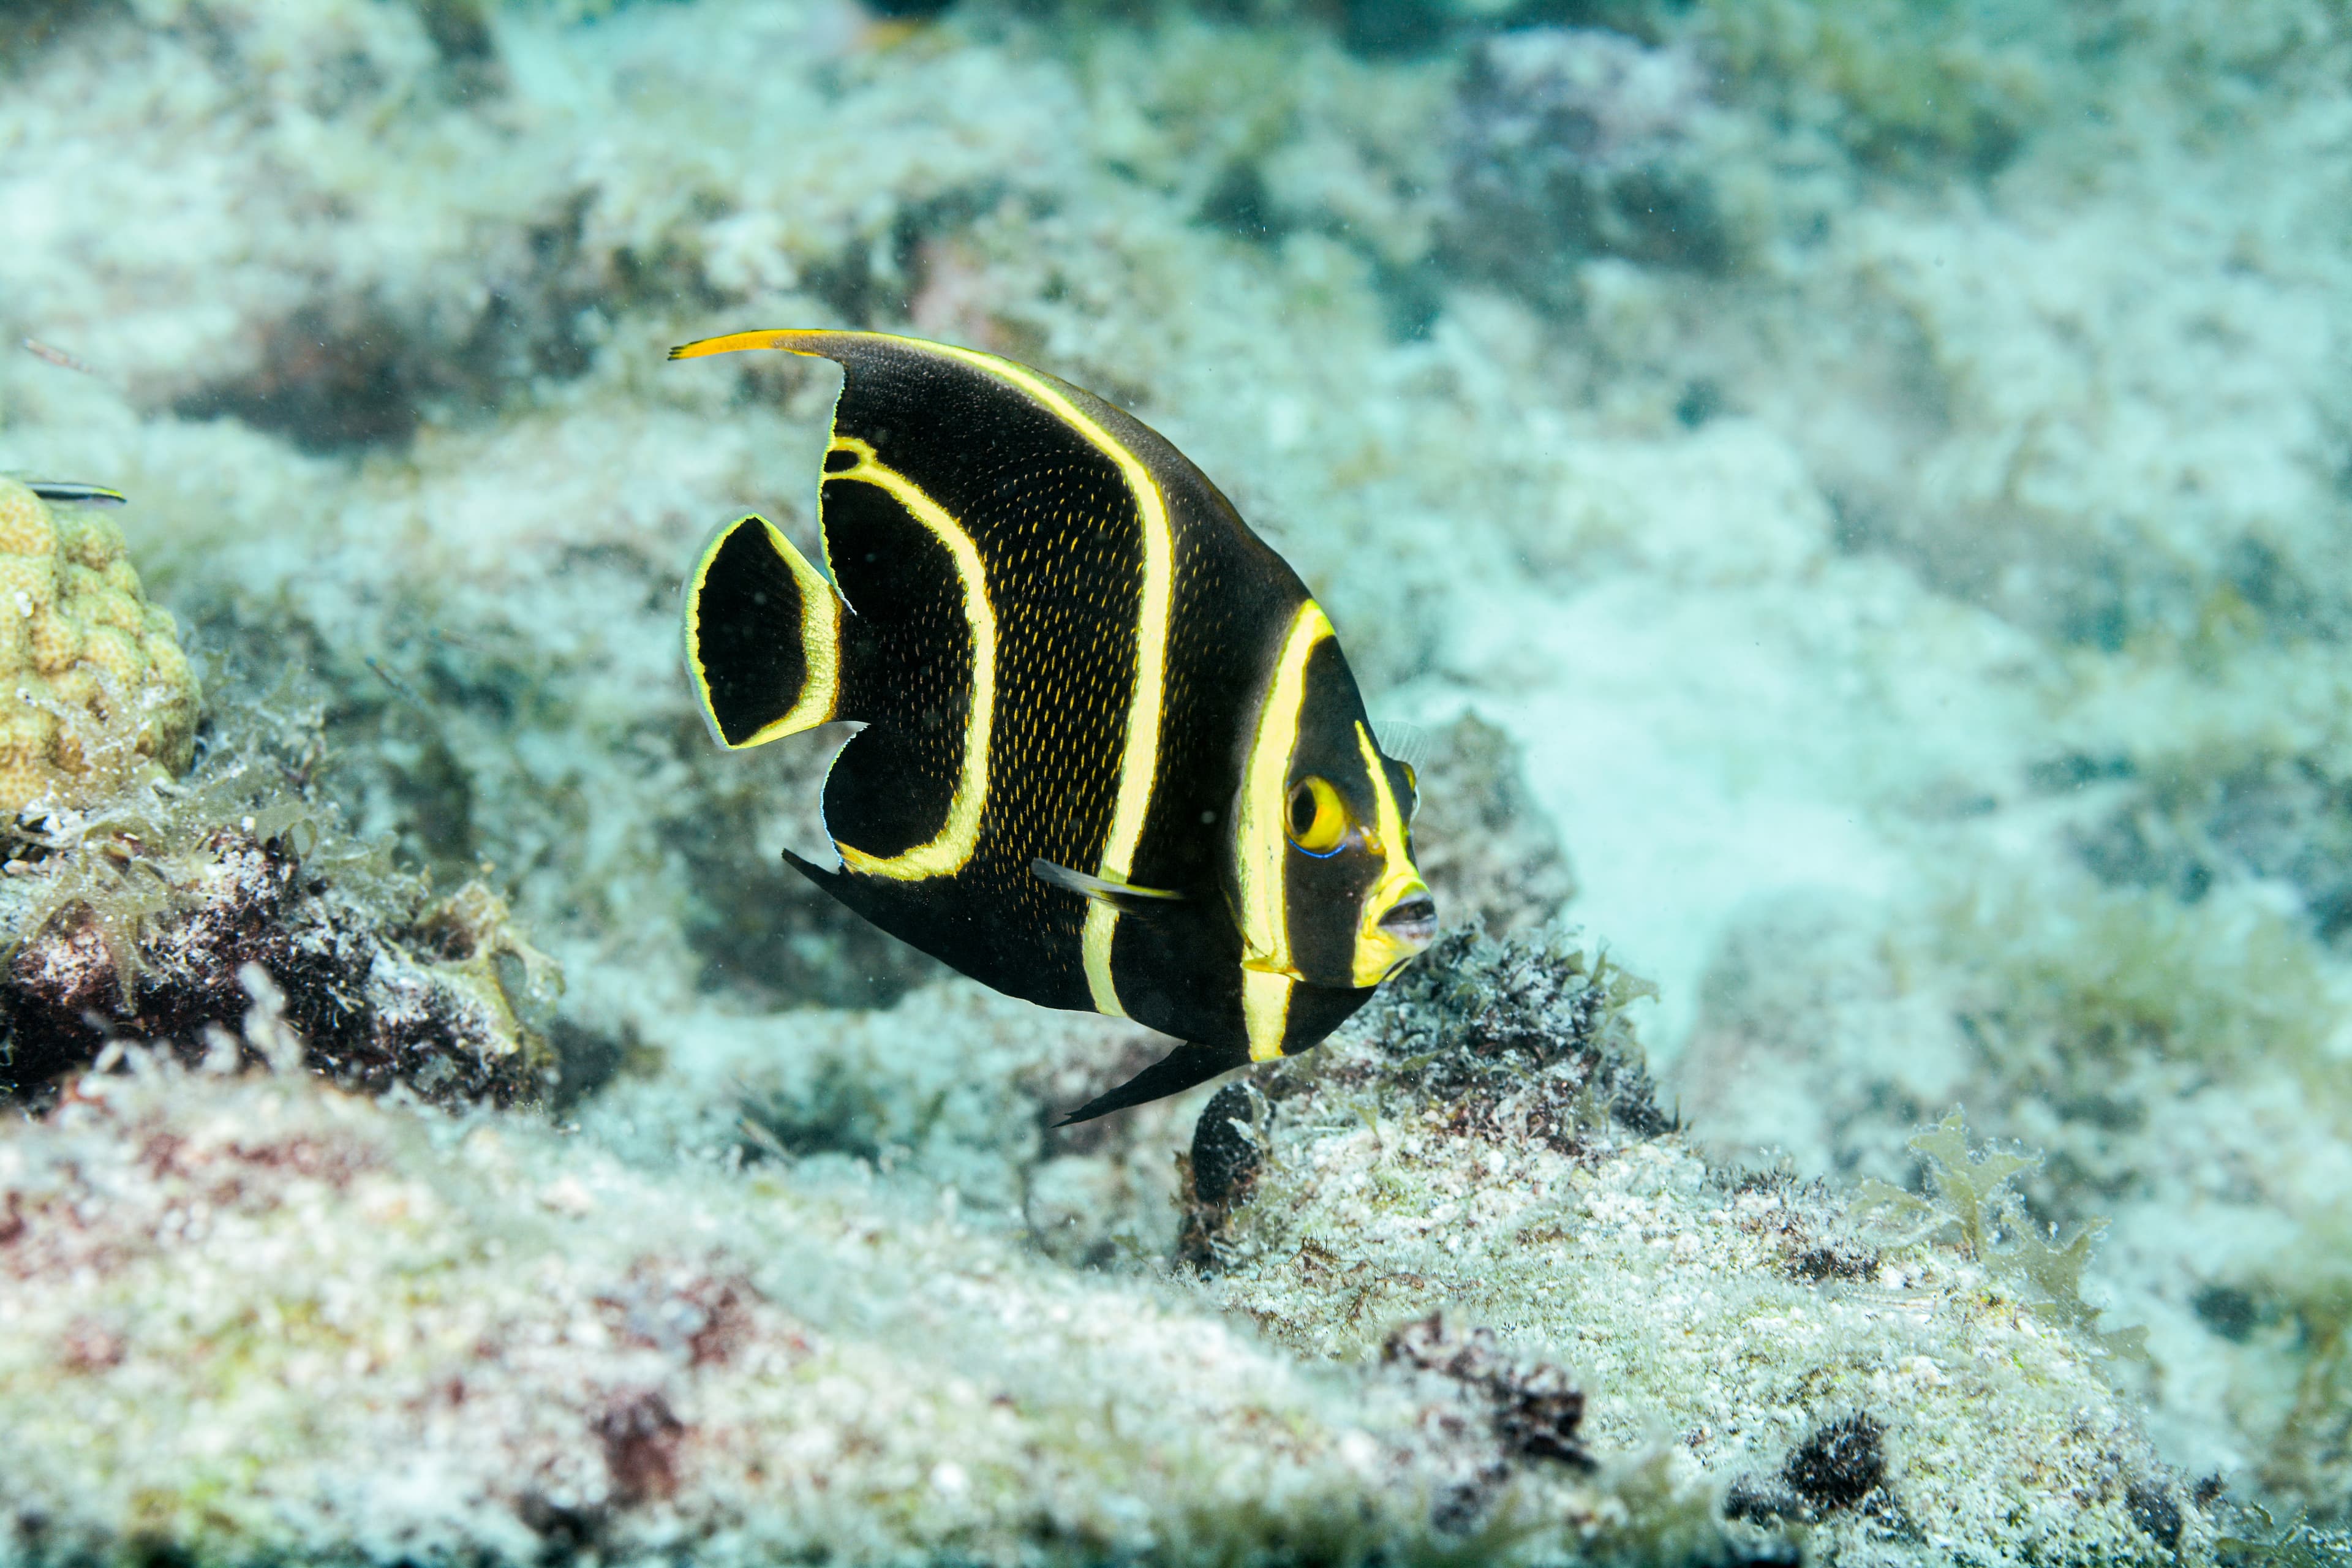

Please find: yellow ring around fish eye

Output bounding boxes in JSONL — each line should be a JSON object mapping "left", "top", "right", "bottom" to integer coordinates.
{"left": 1284, "top": 775, "right": 1348, "bottom": 854}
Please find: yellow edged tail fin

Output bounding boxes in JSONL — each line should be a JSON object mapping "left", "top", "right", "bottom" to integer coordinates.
{"left": 683, "top": 514, "right": 844, "bottom": 748}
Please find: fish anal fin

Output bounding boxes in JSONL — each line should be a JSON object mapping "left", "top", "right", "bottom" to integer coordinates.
{"left": 1058, "top": 1039, "right": 1248, "bottom": 1125}
{"left": 1031, "top": 858, "right": 1186, "bottom": 914}
{"left": 685, "top": 514, "right": 846, "bottom": 748}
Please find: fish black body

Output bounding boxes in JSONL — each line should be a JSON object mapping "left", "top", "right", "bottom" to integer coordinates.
{"left": 671, "top": 330, "right": 1435, "bottom": 1121}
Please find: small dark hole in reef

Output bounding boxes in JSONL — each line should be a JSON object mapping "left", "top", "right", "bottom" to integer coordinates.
{"left": 2124, "top": 1481, "right": 2183, "bottom": 1551}
{"left": 1782, "top": 1412, "right": 1885, "bottom": 1513}
{"left": 176, "top": 304, "right": 424, "bottom": 453}
{"left": 547, "top": 1019, "right": 646, "bottom": 1114}
{"left": 1198, "top": 162, "right": 1281, "bottom": 246}
{"left": 516, "top": 1491, "right": 607, "bottom": 1553}
{"left": 1674, "top": 379, "right": 1722, "bottom": 429}
{"left": 2192, "top": 1281, "right": 2260, "bottom": 1343}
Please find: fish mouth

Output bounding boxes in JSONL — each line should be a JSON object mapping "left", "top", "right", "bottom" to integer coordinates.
{"left": 1376, "top": 892, "right": 1438, "bottom": 949}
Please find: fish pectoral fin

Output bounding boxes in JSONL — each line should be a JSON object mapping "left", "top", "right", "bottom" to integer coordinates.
{"left": 1057, "top": 1039, "right": 1249, "bottom": 1125}
{"left": 1240, "top": 952, "right": 1305, "bottom": 981}
{"left": 1031, "top": 858, "right": 1186, "bottom": 913}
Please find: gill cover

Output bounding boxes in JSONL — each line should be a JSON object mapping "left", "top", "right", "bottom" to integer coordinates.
{"left": 1232, "top": 603, "right": 1432, "bottom": 1015}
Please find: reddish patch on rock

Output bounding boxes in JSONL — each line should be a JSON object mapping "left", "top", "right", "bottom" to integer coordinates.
{"left": 598, "top": 1260, "right": 766, "bottom": 1370}
{"left": 225, "top": 1133, "right": 369, "bottom": 1187}
{"left": 59, "top": 1316, "right": 126, "bottom": 1371}
{"left": 594, "top": 1389, "right": 685, "bottom": 1505}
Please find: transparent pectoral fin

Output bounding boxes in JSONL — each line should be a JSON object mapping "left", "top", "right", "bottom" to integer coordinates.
{"left": 1031, "top": 858, "right": 1186, "bottom": 912}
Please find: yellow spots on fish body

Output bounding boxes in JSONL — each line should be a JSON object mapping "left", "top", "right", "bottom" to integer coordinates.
{"left": 909, "top": 353, "right": 1175, "bottom": 1024}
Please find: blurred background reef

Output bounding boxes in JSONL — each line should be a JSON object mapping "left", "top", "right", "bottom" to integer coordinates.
{"left": 2, "top": 0, "right": 2350, "bottom": 1561}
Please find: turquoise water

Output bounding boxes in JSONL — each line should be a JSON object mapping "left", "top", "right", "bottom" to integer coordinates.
{"left": 2, "top": 1, "right": 2350, "bottom": 1562}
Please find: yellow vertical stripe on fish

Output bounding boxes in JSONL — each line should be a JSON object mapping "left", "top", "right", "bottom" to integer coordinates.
{"left": 786, "top": 537, "right": 844, "bottom": 736}
{"left": 1236, "top": 600, "right": 1335, "bottom": 980}
{"left": 1242, "top": 966, "right": 1293, "bottom": 1064}
{"left": 827, "top": 442, "right": 997, "bottom": 882}
{"left": 921, "top": 341, "right": 1172, "bottom": 1020}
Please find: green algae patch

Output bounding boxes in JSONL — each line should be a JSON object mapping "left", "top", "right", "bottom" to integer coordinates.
{"left": 1929, "top": 873, "right": 2348, "bottom": 1109}
{"left": 1692, "top": 0, "right": 2057, "bottom": 169}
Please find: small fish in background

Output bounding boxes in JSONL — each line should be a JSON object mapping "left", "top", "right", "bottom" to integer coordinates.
{"left": 17, "top": 480, "right": 126, "bottom": 507}
{"left": 22, "top": 337, "right": 100, "bottom": 377}
{"left": 364, "top": 654, "right": 426, "bottom": 710}
{"left": 671, "top": 329, "right": 1437, "bottom": 1122}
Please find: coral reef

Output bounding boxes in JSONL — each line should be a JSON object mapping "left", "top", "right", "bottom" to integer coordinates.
{"left": 0, "top": 926, "right": 2225, "bottom": 1567}
{"left": 1205, "top": 929, "right": 2206, "bottom": 1565}
{"left": 1442, "top": 28, "right": 1733, "bottom": 296}
{"left": 0, "top": 1061, "right": 1539, "bottom": 1568}
{"left": 0, "top": 479, "right": 198, "bottom": 810}
{"left": 0, "top": 673, "right": 560, "bottom": 1109}
{"left": 1678, "top": 865, "right": 2352, "bottom": 1510}
{"left": 6, "top": 0, "right": 2352, "bottom": 1551}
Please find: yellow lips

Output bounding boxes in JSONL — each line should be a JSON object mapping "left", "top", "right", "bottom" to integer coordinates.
{"left": 1354, "top": 875, "right": 1436, "bottom": 986}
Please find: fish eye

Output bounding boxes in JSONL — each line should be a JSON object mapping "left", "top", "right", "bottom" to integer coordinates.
{"left": 1285, "top": 775, "right": 1348, "bottom": 854}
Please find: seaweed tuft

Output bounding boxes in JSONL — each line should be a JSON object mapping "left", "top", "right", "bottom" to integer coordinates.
{"left": 0, "top": 682, "right": 559, "bottom": 1107}
{"left": 1858, "top": 1109, "right": 2147, "bottom": 1360}
{"left": 1303, "top": 922, "right": 1665, "bottom": 1156}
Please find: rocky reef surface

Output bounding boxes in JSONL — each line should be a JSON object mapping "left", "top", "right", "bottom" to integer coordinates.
{"left": 1, "top": 932, "right": 2212, "bottom": 1566}
{"left": 4, "top": 0, "right": 2352, "bottom": 1559}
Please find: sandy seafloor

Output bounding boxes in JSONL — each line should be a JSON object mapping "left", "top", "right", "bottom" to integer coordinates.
{"left": 3, "top": 0, "right": 2352, "bottom": 1562}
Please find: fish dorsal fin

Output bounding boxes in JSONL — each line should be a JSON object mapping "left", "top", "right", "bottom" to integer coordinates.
{"left": 1031, "top": 858, "right": 1186, "bottom": 912}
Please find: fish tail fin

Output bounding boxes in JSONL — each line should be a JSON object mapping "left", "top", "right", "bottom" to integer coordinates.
{"left": 684, "top": 514, "right": 853, "bottom": 748}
